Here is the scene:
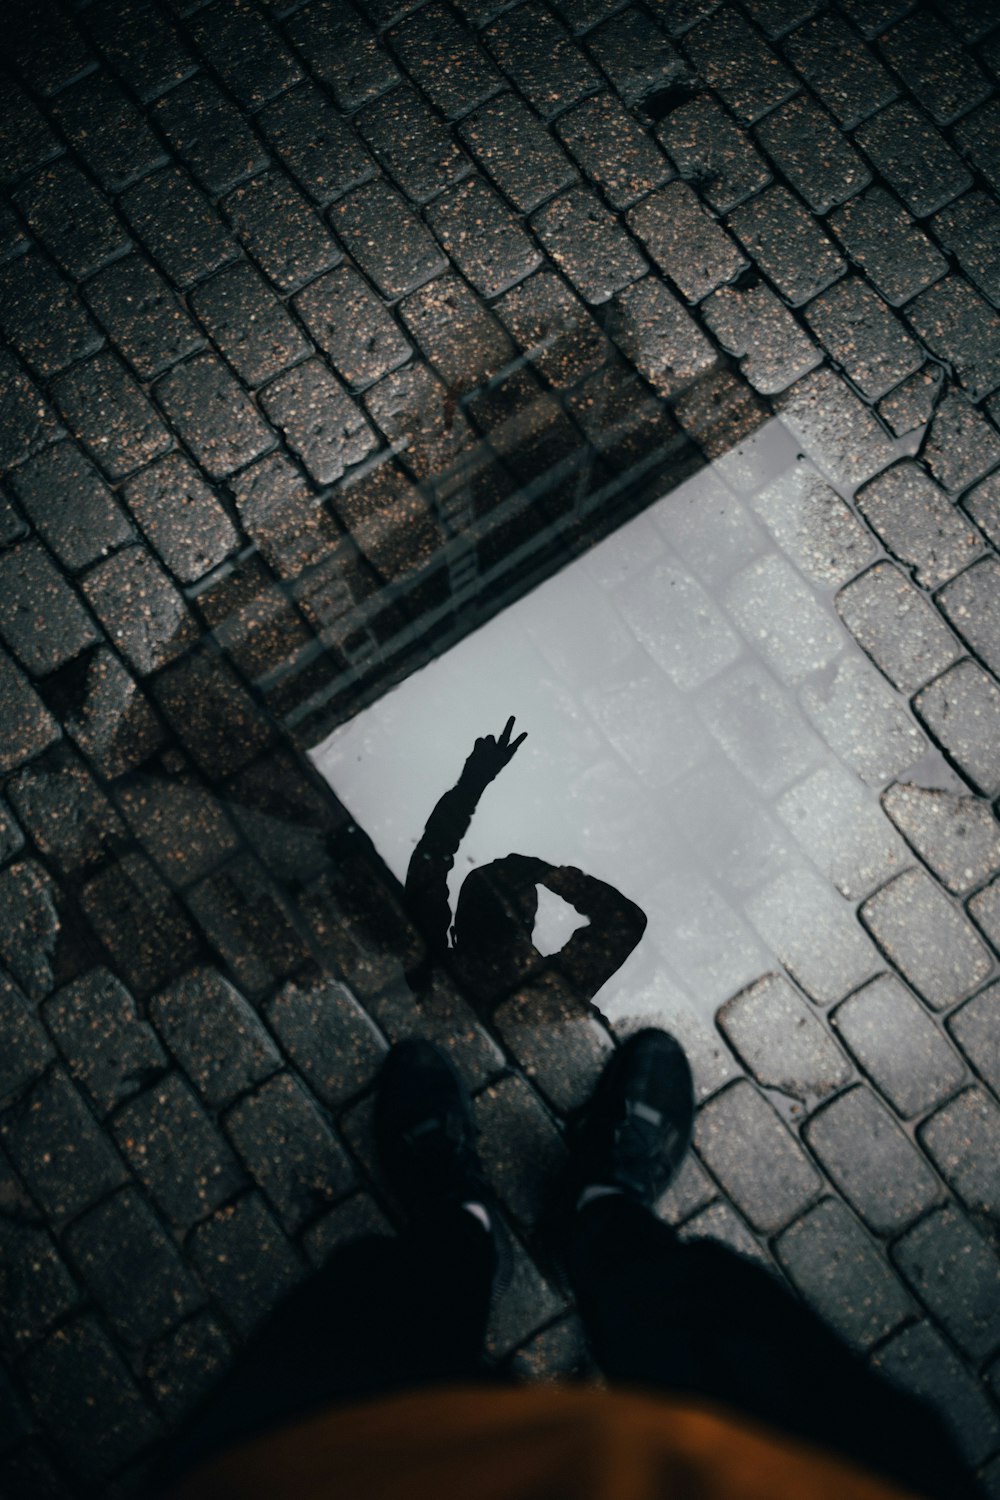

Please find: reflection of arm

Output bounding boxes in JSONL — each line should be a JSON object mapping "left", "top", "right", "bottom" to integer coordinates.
{"left": 405, "top": 775, "right": 482, "bottom": 957}
{"left": 543, "top": 866, "right": 647, "bottom": 998}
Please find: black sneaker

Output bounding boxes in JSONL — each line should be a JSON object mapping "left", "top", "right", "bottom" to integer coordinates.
{"left": 569, "top": 1028, "right": 694, "bottom": 1208}
{"left": 374, "top": 1039, "right": 493, "bottom": 1222}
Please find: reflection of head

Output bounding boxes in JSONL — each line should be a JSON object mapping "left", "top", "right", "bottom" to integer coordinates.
{"left": 452, "top": 856, "right": 541, "bottom": 961}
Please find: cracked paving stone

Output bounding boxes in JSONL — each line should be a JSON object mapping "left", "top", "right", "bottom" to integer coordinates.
{"left": 693, "top": 1080, "right": 821, "bottom": 1235}
{"left": 893, "top": 1206, "right": 1000, "bottom": 1364}
{"left": 906, "top": 275, "right": 1000, "bottom": 404}
{"left": 936, "top": 557, "right": 1000, "bottom": 681}
{"left": 919, "top": 389, "right": 1000, "bottom": 497}
{"left": 123, "top": 451, "right": 239, "bottom": 585}
{"left": 805, "top": 1085, "right": 940, "bottom": 1234}
{"left": 189, "top": 1193, "right": 304, "bottom": 1337}
{"left": 627, "top": 182, "right": 746, "bottom": 305}
{"left": 921, "top": 1086, "right": 1000, "bottom": 1221}
{"left": 10, "top": 440, "right": 132, "bottom": 573}
{"left": 775, "top": 1198, "right": 914, "bottom": 1352}
{"left": 0, "top": 1068, "right": 128, "bottom": 1226}
{"left": 861, "top": 867, "right": 992, "bottom": 1011}
{"left": 53, "top": 644, "right": 164, "bottom": 779}
{"left": 749, "top": 463, "right": 876, "bottom": 588}
{"left": 716, "top": 972, "right": 851, "bottom": 1103}
{"left": 584, "top": 7, "right": 687, "bottom": 112}
{"left": 64, "top": 1186, "right": 203, "bottom": 1349}
{"left": 881, "top": 783, "right": 1000, "bottom": 897}
{"left": 777, "top": 763, "right": 907, "bottom": 900}
{"left": 701, "top": 281, "right": 821, "bottom": 397}
{"left": 41, "top": 967, "right": 167, "bottom": 1116}
{"left": 81, "top": 545, "right": 197, "bottom": 676}
{"left": 728, "top": 185, "right": 845, "bottom": 308}
{"left": 150, "top": 967, "right": 281, "bottom": 1108}
{"left": 914, "top": 660, "right": 1000, "bottom": 799}
{"left": 224, "top": 1071, "right": 357, "bottom": 1232}
{"left": 949, "top": 982, "right": 1000, "bottom": 1097}
{"left": 962, "top": 472, "right": 1000, "bottom": 550}
{"left": 259, "top": 358, "right": 377, "bottom": 486}
{"left": 877, "top": 365, "right": 945, "bottom": 440}
{"left": 836, "top": 563, "right": 962, "bottom": 696}
{"left": 832, "top": 973, "right": 966, "bottom": 1120}
{"left": 855, "top": 464, "right": 982, "bottom": 591}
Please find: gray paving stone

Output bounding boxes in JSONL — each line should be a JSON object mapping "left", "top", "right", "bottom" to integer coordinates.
{"left": 82, "top": 850, "right": 201, "bottom": 997}
{"left": 262, "top": 82, "right": 375, "bottom": 207}
{"left": 496, "top": 274, "right": 611, "bottom": 391}
{"left": 116, "top": 753, "right": 240, "bottom": 887}
{"left": 698, "top": 659, "right": 824, "bottom": 796}
{"left": 294, "top": 266, "right": 410, "bottom": 391}
{"left": 627, "top": 181, "right": 745, "bottom": 304}
{"left": 10, "top": 441, "right": 132, "bottom": 574}
{"left": 970, "top": 876, "right": 1000, "bottom": 955}
{"left": 483, "top": 2, "right": 600, "bottom": 121}
{"left": 83, "top": 0, "right": 197, "bottom": 103}
{"left": 616, "top": 553, "right": 741, "bottom": 690}
{"left": 921, "top": 1086, "right": 1000, "bottom": 1221}
{"left": 775, "top": 1197, "right": 914, "bottom": 1351}
{"left": 41, "top": 968, "right": 166, "bottom": 1116}
{"left": 778, "top": 763, "right": 907, "bottom": 900}
{"left": 653, "top": 1150, "right": 717, "bottom": 1228}
{"left": 755, "top": 94, "right": 870, "bottom": 216}
{"left": 532, "top": 184, "right": 647, "bottom": 305}
{"left": 684, "top": 8, "right": 797, "bottom": 124}
{"left": 937, "top": 559, "right": 1000, "bottom": 681}
{"left": 922, "top": 391, "right": 1000, "bottom": 498}
{"left": 186, "top": 853, "right": 310, "bottom": 993}
{"left": 84, "top": 255, "right": 204, "bottom": 384}
{"left": 655, "top": 92, "right": 770, "bottom": 215}
{"left": 388, "top": 2, "right": 500, "bottom": 117}
{"left": 914, "top": 660, "right": 1000, "bottom": 799}
{"left": 605, "top": 276, "right": 717, "bottom": 399}
{"left": 153, "top": 647, "right": 274, "bottom": 779}
{"left": 932, "top": 193, "right": 1000, "bottom": 308}
{"left": 21, "top": 1316, "right": 160, "bottom": 1484}
{"left": 0, "top": 251, "right": 104, "bottom": 381}
{"left": 82, "top": 545, "right": 196, "bottom": 676}
{"left": 54, "top": 644, "right": 163, "bottom": 779}
{"left": 854, "top": 101, "right": 972, "bottom": 220}
{"left": 425, "top": 174, "right": 543, "bottom": 299}
{"left": 12, "top": 160, "right": 128, "bottom": 282}
{"left": 584, "top": 7, "right": 687, "bottom": 111}
{"left": 693, "top": 1080, "right": 821, "bottom": 1235}
{"left": 963, "top": 473, "right": 1000, "bottom": 551}
{"left": 462, "top": 91, "right": 577, "bottom": 214}
{"left": 701, "top": 280, "right": 820, "bottom": 397}
{"left": 827, "top": 188, "right": 946, "bottom": 310}
{"left": 53, "top": 351, "right": 171, "bottom": 480}
{"left": 895, "top": 1206, "right": 1000, "bottom": 1364}
{"left": 224, "top": 1071, "right": 357, "bottom": 1232}
{"left": 225, "top": 174, "right": 342, "bottom": 298}
{"left": 0, "top": 542, "right": 99, "bottom": 677}
{"left": 355, "top": 85, "right": 465, "bottom": 206}
{"left": 493, "top": 977, "right": 613, "bottom": 1114}
{"left": 679, "top": 1198, "right": 771, "bottom": 1266}
{"left": 399, "top": 271, "right": 513, "bottom": 391}
{"left": 191, "top": 262, "right": 309, "bottom": 390}
{"left": 717, "top": 972, "right": 851, "bottom": 1103}
{"left": 861, "top": 867, "right": 993, "bottom": 1010}
{"left": 231, "top": 451, "right": 344, "bottom": 580}
{"left": 745, "top": 862, "right": 880, "bottom": 1005}
{"left": 836, "top": 563, "right": 962, "bottom": 696}
{"left": 555, "top": 93, "right": 668, "bottom": 211}
{"left": 334, "top": 458, "right": 440, "bottom": 583}
{"left": 263, "top": 972, "right": 386, "bottom": 1109}
{"left": 262, "top": 359, "right": 378, "bottom": 486}
{"left": 878, "top": 12, "right": 990, "bottom": 128}
{"left": 749, "top": 464, "right": 876, "bottom": 588}
{"left": 122, "top": 452, "right": 238, "bottom": 585}
{"left": 781, "top": 12, "right": 897, "bottom": 129}
{"left": 0, "top": 970, "right": 54, "bottom": 1106}
{"left": 882, "top": 783, "right": 1000, "bottom": 898}
{"left": 119, "top": 167, "right": 239, "bottom": 290}
{"left": 7, "top": 748, "right": 123, "bottom": 875}
{"left": 727, "top": 186, "right": 844, "bottom": 308}
{"left": 775, "top": 368, "right": 896, "bottom": 489}
{"left": 864, "top": 466, "right": 983, "bottom": 592}
{"left": 0, "top": 1212, "right": 79, "bottom": 1356}
{"left": 805, "top": 279, "right": 922, "bottom": 404}
{"left": 877, "top": 364, "right": 944, "bottom": 440}
{"left": 145, "top": 1311, "right": 234, "bottom": 1423}
{"left": 150, "top": 968, "right": 281, "bottom": 1108}
{"left": 953, "top": 98, "right": 1000, "bottom": 198}
{"left": 0, "top": 859, "right": 60, "bottom": 1003}
{"left": 875, "top": 1320, "right": 1000, "bottom": 1467}
{"left": 65, "top": 1186, "right": 203, "bottom": 1350}
{"left": 906, "top": 275, "right": 1000, "bottom": 404}
{"left": 112, "top": 1074, "right": 246, "bottom": 1229}
{"left": 331, "top": 180, "right": 446, "bottom": 300}
{"left": 189, "top": 1192, "right": 304, "bottom": 1337}
{"left": 725, "top": 553, "right": 842, "bottom": 685}
{"left": 286, "top": 1, "right": 399, "bottom": 112}
{"left": 0, "top": 797, "right": 25, "bottom": 863}
{"left": 949, "top": 983, "right": 1000, "bottom": 1098}
{"left": 188, "top": 0, "right": 302, "bottom": 109}
{"left": 0, "top": 79, "right": 61, "bottom": 187}
{"left": 833, "top": 973, "right": 966, "bottom": 1119}
{"left": 0, "top": 350, "right": 63, "bottom": 472}
{"left": 52, "top": 72, "right": 167, "bottom": 194}
{"left": 805, "top": 1085, "right": 940, "bottom": 1234}
{"left": 0, "top": 1069, "right": 128, "bottom": 1226}
{"left": 152, "top": 74, "right": 267, "bottom": 196}
{"left": 472, "top": 1073, "right": 567, "bottom": 1228}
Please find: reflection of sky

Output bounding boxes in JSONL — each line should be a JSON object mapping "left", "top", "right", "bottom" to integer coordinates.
{"left": 311, "top": 420, "right": 961, "bottom": 1073}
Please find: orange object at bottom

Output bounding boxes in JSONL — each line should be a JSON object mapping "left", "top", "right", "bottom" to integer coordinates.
{"left": 170, "top": 1382, "right": 925, "bottom": 1500}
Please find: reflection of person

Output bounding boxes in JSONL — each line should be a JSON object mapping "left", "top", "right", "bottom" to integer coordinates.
{"left": 167, "top": 1030, "right": 973, "bottom": 1500}
{"left": 404, "top": 717, "right": 647, "bottom": 1013}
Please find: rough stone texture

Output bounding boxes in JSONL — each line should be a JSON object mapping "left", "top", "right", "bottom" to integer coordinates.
{"left": 744, "top": 863, "right": 879, "bottom": 1005}
{"left": 263, "top": 973, "right": 386, "bottom": 1109}
{"left": 828, "top": 186, "right": 947, "bottom": 308}
{"left": 875, "top": 1320, "right": 1000, "bottom": 1467}
{"left": 774, "top": 368, "right": 895, "bottom": 489}
{"left": 150, "top": 968, "right": 281, "bottom": 1108}
{"left": 702, "top": 281, "right": 821, "bottom": 397}
{"left": 853, "top": 101, "right": 972, "bottom": 220}
{"left": 855, "top": 464, "right": 982, "bottom": 591}
{"left": 716, "top": 973, "right": 851, "bottom": 1103}
{"left": 0, "top": 1069, "right": 128, "bottom": 1226}
{"left": 9, "top": 441, "right": 132, "bottom": 572}
{"left": 937, "top": 558, "right": 1000, "bottom": 681}
{"left": 881, "top": 783, "right": 1000, "bottom": 897}
{"left": 189, "top": 1193, "right": 304, "bottom": 1338}
{"left": 776, "top": 763, "right": 907, "bottom": 900}
{"left": 655, "top": 93, "right": 770, "bottom": 215}
{"left": 914, "top": 660, "right": 1000, "bottom": 799}
{"left": 627, "top": 182, "right": 747, "bottom": 305}
{"left": 861, "top": 867, "right": 993, "bottom": 1011}
{"left": 532, "top": 184, "right": 647, "bottom": 305}
{"left": 894, "top": 1207, "right": 1000, "bottom": 1364}
{"left": 693, "top": 1080, "right": 821, "bottom": 1234}
{"left": 948, "top": 982, "right": 1000, "bottom": 1098}
{"left": 921, "top": 390, "right": 1000, "bottom": 497}
{"left": 832, "top": 973, "right": 966, "bottom": 1120}
{"left": 754, "top": 94, "right": 870, "bottom": 216}
{"left": 836, "top": 563, "right": 962, "bottom": 696}
{"left": 41, "top": 969, "right": 167, "bottom": 1116}
{"left": 728, "top": 186, "right": 844, "bottom": 308}
{"left": 804, "top": 1085, "right": 941, "bottom": 1235}
{"left": 921, "top": 1087, "right": 1000, "bottom": 1220}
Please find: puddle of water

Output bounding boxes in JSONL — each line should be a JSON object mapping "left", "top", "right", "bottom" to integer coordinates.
{"left": 310, "top": 418, "right": 961, "bottom": 1062}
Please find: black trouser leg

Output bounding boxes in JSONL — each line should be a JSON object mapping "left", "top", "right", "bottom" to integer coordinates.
{"left": 161, "top": 1209, "right": 497, "bottom": 1488}
{"left": 568, "top": 1194, "right": 975, "bottom": 1500}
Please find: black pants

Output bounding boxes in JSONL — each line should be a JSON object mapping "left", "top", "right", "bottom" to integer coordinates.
{"left": 164, "top": 1196, "right": 974, "bottom": 1499}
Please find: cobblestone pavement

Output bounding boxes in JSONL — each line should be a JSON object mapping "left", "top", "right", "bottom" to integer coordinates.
{"left": 2, "top": 0, "right": 1000, "bottom": 1493}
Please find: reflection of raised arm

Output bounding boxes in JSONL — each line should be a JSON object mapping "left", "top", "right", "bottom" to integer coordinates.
{"left": 404, "top": 718, "right": 527, "bottom": 957}
{"left": 542, "top": 865, "right": 647, "bottom": 998}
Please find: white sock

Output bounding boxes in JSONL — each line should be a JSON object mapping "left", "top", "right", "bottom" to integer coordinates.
{"left": 462, "top": 1200, "right": 492, "bottom": 1231}
{"left": 576, "top": 1184, "right": 624, "bottom": 1212}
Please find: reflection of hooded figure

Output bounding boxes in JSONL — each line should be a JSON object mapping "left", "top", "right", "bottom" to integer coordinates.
{"left": 404, "top": 718, "right": 647, "bottom": 1015}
